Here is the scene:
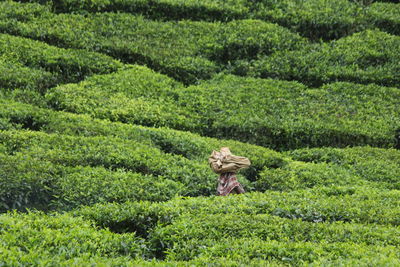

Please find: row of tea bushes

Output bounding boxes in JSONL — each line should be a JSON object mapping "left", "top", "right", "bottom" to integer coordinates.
{"left": 0, "top": 99, "right": 289, "bottom": 185}
{"left": 2, "top": 101, "right": 399, "bottom": 208}
{"left": 286, "top": 146, "right": 400, "bottom": 189}
{"left": 368, "top": 2, "right": 400, "bottom": 35}
{"left": 12, "top": 0, "right": 400, "bottom": 40}
{"left": 252, "top": 1, "right": 400, "bottom": 40}
{"left": 162, "top": 237, "right": 400, "bottom": 266}
{"left": 0, "top": 152, "right": 185, "bottom": 212}
{"left": 0, "top": 55, "right": 56, "bottom": 92}
{"left": 17, "top": 0, "right": 249, "bottom": 21}
{"left": 46, "top": 66, "right": 400, "bottom": 150}
{"left": 0, "top": 33, "right": 122, "bottom": 91}
{"left": 151, "top": 213, "right": 400, "bottom": 260}
{"left": 73, "top": 188, "right": 400, "bottom": 263}
{"left": 0, "top": 1, "right": 306, "bottom": 83}
{"left": 251, "top": 0, "right": 366, "bottom": 40}
{"left": 239, "top": 29, "right": 400, "bottom": 88}
{"left": 75, "top": 187, "right": 400, "bottom": 236}
{"left": 0, "top": 212, "right": 399, "bottom": 266}
{"left": 0, "top": 130, "right": 220, "bottom": 198}
{"left": 0, "top": 211, "right": 149, "bottom": 265}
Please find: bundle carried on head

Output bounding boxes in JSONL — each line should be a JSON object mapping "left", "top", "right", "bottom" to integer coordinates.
{"left": 208, "top": 147, "right": 251, "bottom": 174}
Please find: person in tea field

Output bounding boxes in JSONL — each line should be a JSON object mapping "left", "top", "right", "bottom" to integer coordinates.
{"left": 209, "top": 147, "right": 250, "bottom": 196}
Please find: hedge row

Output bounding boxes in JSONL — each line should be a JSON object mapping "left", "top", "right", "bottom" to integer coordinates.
{"left": 285, "top": 146, "right": 400, "bottom": 189}
{"left": 46, "top": 66, "right": 400, "bottom": 150}
{"left": 152, "top": 213, "right": 400, "bottom": 261}
{"left": 0, "top": 55, "right": 56, "bottom": 92}
{"left": 0, "top": 152, "right": 185, "bottom": 212}
{"left": 0, "top": 1, "right": 306, "bottom": 84}
{"left": 2, "top": 204, "right": 399, "bottom": 265}
{"left": 0, "top": 33, "right": 122, "bottom": 91}
{"left": 76, "top": 187, "right": 400, "bottom": 236}
{"left": 0, "top": 130, "right": 221, "bottom": 197}
{"left": 73, "top": 188, "right": 400, "bottom": 262}
{"left": 2, "top": 100, "right": 399, "bottom": 209}
{"left": 239, "top": 29, "right": 400, "bottom": 88}
{"left": 0, "top": 211, "right": 149, "bottom": 265}
{"left": 13, "top": 0, "right": 400, "bottom": 41}
{"left": 252, "top": 1, "right": 399, "bottom": 40}
{"left": 251, "top": 0, "right": 366, "bottom": 40}
{"left": 17, "top": 0, "right": 249, "bottom": 21}
{"left": 0, "top": 98, "right": 287, "bottom": 170}
{"left": 368, "top": 2, "right": 400, "bottom": 35}
{"left": 163, "top": 238, "right": 400, "bottom": 266}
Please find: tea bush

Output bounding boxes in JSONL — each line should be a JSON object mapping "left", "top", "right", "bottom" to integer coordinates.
{"left": 0, "top": 1, "right": 305, "bottom": 84}
{"left": 0, "top": 152, "right": 185, "bottom": 212}
{"left": 241, "top": 30, "right": 400, "bottom": 88}
{"left": 75, "top": 187, "right": 400, "bottom": 236}
{"left": 0, "top": 130, "right": 223, "bottom": 196}
{"left": 17, "top": 0, "right": 249, "bottom": 21}
{"left": 0, "top": 32, "right": 121, "bottom": 92}
{"left": 0, "top": 99, "right": 288, "bottom": 175}
{"left": 251, "top": 0, "right": 366, "bottom": 40}
{"left": 367, "top": 2, "right": 400, "bottom": 35}
{"left": 287, "top": 146, "right": 400, "bottom": 189}
{"left": 0, "top": 55, "right": 56, "bottom": 92}
{"left": 0, "top": 33, "right": 122, "bottom": 84}
{"left": 0, "top": 211, "right": 148, "bottom": 264}
{"left": 45, "top": 68, "right": 400, "bottom": 150}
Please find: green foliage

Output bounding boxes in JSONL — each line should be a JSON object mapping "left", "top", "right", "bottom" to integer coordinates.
{"left": 74, "top": 188, "right": 400, "bottom": 262}
{"left": 0, "top": 151, "right": 185, "bottom": 212}
{"left": 19, "top": 0, "right": 249, "bottom": 21}
{"left": 0, "top": 98, "right": 288, "bottom": 176}
{"left": 252, "top": 0, "right": 366, "bottom": 40}
{"left": 0, "top": 211, "right": 148, "bottom": 264}
{"left": 45, "top": 67, "right": 400, "bottom": 150}
{"left": 85, "top": 186, "right": 400, "bottom": 227}
{"left": 152, "top": 213, "right": 400, "bottom": 260}
{"left": 255, "top": 161, "right": 362, "bottom": 191}
{"left": 1, "top": 0, "right": 399, "bottom": 265}
{"left": 367, "top": 2, "right": 400, "bottom": 35}
{"left": 287, "top": 146, "right": 400, "bottom": 189}
{"left": 0, "top": 55, "right": 56, "bottom": 92}
{"left": 0, "top": 129, "right": 236, "bottom": 202}
{"left": 241, "top": 30, "right": 400, "bottom": 88}
{"left": 0, "top": 33, "right": 122, "bottom": 91}
{"left": 0, "top": 2, "right": 305, "bottom": 84}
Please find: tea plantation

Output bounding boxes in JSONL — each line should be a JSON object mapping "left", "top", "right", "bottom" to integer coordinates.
{"left": 0, "top": 0, "right": 399, "bottom": 266}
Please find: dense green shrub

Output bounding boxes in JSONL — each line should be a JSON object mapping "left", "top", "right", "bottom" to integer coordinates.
{"left": 0, "top": 99, "right": 288, "bottom": 177}
{"left": 45, "top": 67, "right": 400, "bottom": 150}
{"left": 0, "top": 0, "right": 51, "bottom": 22}
{"left": 0, "top": 151, "right": 185, "bottom": 212}
{"left": 0, "top": 32, "right": 121, "bottom": 92}
{"left": 255, "top": 161, "right": 363, "bottom": 191}
{"left": 251, "top": 0, "right": 366, "bottom": 40}
{"left": 0, "top": 2, "right": 305, "bottom": 84}
{"left": 161, "top": 236, "right": 400, "bottom": 264}
{"left": 287, "top": 146, "right": 400, "bottom": 189}
{"left": 0, "top": 211, "right": 148, "bottom": 264}
{"left": 367, "top": 2, "right": 400, "bottom": 35}
{"left": 241, "top": 30, "right": 400, "bottom": 88}
{"left": 0, "top": 55, "right": 56, "bottom": 92}
{"left": 152, "top": 212, "right": 400, "bottom": 255}
{"left": 0, "top": 33, "right": 122, "bottom": 83}
{"left": 18, "top": 0, "right": 249, "bottom": 21}
{"left": 202, "top": 19, "right": 307, "bottom": 63}
{"left": 73, "top": 188, "right": 400, "bottom": 262}
{"left": 0, "top": 130, "right": 227, "bottom": 197}
{"left": 76, "top": 187, "right": 400, "bottom": 237}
